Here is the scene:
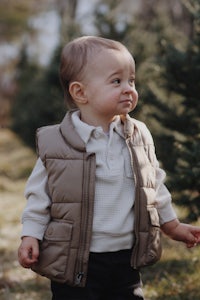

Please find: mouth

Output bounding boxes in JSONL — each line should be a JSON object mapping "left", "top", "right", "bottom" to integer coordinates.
{"left": 120, "top": 99, "right": 133, "bottom": 104}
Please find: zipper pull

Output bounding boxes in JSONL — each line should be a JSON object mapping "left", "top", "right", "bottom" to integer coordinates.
{"left": 75, "top": 272, "right": 84, "bottom": 285}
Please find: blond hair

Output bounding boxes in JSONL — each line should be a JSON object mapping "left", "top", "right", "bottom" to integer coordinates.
{"left": 59, "top": 36, "right": 128, "bottom": 109}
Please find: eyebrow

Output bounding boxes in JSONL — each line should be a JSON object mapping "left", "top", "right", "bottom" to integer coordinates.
{"left": 107, "top": 68, "right": 135, "bottom": 80}
{"left": 108, "top": 70, "right": 122, "bottom": 78}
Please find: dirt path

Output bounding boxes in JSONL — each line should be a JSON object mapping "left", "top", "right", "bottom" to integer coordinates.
{"left": 0, "top": 128, "right": 50, "bottom": 299}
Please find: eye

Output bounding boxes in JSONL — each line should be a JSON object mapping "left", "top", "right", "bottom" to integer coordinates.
{"left": 129, "top": 77, "right": 135, "bottom": 85}
{"left": 112, "top": 78, "right": 121, "bottom": 84}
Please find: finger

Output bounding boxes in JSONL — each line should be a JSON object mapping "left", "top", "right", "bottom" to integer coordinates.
{"left": 186, "top": 241, "right": 198, "bottom": 248}
{"left": 190, "top": 226, "right": 200, "bottom": 236}
{"left": 18, "top": 247, "right": 35, "bottom": 267}
{"left": 194, "top": 235, "right": 200, "bottom": 243}
{"left": 28, "top": 245, "right": 39, "bottom": 263}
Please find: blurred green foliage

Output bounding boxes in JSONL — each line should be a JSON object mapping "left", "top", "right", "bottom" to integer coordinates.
{"left": 156, "top": 0, "right": 200, "bottom": 221}
{"left": 11, "top": 46, "right": 65, "bottom": 147}
{"left": 0, "top": 0, "right": 46, "bottom": 41}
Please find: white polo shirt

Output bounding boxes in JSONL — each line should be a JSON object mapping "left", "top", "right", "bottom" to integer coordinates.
{"left": 72, "top": 111, "right": 135, "bottom": 252}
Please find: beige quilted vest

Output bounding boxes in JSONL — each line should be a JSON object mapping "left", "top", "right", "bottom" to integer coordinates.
{"left": 31, "top": 111, "right": 162, "bottom": 287}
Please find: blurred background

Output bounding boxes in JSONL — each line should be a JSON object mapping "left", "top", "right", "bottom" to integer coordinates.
{"left": 0, "top": 0, "right": 200, "bottom": 299}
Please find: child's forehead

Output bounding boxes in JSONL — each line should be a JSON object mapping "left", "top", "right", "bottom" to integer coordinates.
{"left": 94, "top": 47, "right": 135, "bottom": 68}
{"left": 84, "top": 48, "right": 135, "bottom": 79}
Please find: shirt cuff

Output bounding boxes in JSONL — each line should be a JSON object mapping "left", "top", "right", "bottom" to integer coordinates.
{"left": 21, "top": 220, "right": 47, "bottom": 240}
{"left": 158, "top": 202, "right": 177, "bottom": 225}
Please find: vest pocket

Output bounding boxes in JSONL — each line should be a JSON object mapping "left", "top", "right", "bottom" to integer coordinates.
{"left": 31, "top": 220, "right": 73, "bottom": 282}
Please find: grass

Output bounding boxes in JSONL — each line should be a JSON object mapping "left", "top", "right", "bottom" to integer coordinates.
{"left": 142, "top": 238, "right": 200, "bottom": 299}
{"left": 0, "top": 128, "right": 51, "bottom": 300}
{"left": 0, "top": 128, "right": 200, "bottom": 299}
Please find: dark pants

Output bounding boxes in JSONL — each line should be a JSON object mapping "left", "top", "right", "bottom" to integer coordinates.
{"left": 51, "top": 249, "right": 144, "bottom": 300}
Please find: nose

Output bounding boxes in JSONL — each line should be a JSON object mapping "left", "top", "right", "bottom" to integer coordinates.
{"left": 122, "top": 80, "right": 135, "bottom": 93}
{"left": 122, "top": 82, "right": 138, "bottom": 98}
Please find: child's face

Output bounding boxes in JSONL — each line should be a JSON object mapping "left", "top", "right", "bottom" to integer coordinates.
{"left": 82, "top": 48, "right": 138, "bottom": 121}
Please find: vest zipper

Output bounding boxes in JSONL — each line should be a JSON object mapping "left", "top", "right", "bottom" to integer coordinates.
{"left": 75, "top": 272, "right": 84, "bottom": 285}
{"left": 74, "top": 154, "right": 95, "bottom": 286}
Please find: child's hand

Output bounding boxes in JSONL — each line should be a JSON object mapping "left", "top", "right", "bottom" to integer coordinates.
{"left": 161, "top": 219, "right": 200, "bottom": 248}
{"left": 184, "top": 224, "right": 200, "bottom": 248}
{"left": 18, "top": 236, "right": 39, "bottom": 268}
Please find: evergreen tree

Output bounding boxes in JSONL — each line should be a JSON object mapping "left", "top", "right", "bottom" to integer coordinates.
{"left": 151, "top": 0, "right": 200, "bottom": 221}
{"left": 11, "top": 45, "right": 65, "bottom": 148}
{"left": 11, "top": 1, "right": 81, "bottom": 148}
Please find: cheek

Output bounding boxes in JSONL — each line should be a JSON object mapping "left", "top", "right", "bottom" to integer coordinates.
{"left": 109, "top": 90, "right": 121, "bottom": 101}
{"left": 132, "top": 90, "right": 138, "bottom": 109}
{"left": 97, "top": 90, "right": 119, "bottom": 105}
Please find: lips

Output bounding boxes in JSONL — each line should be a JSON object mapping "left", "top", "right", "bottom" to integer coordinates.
{"left": 120, "top": 99, "right": 132, "bottom": 104}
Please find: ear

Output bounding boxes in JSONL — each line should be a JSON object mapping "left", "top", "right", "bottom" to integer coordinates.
{"left": 69, "top": 81, "right": 88, "bottom": 105}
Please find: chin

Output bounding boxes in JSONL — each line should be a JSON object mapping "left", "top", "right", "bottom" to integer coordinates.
{"left": 121, "top": 108, "right": 133, "bottom": 114}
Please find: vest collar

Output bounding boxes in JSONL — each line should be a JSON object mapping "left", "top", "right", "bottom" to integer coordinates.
{"left": 60, "top": 110, "right": 136, "bottom": 151}
{"left": 60, "top": 110, "right": 86, "bottom": 152}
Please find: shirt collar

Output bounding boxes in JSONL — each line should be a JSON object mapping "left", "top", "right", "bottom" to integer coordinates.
{"left": 71, "top": 111, "right": 125, "bottom": 144}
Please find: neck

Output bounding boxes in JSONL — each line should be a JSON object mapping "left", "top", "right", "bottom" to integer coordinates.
{"left": 80, "top": 112, "right": 117, "bottom": 133}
